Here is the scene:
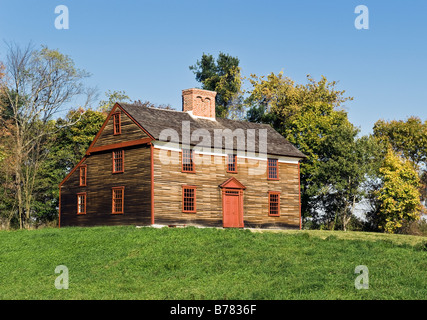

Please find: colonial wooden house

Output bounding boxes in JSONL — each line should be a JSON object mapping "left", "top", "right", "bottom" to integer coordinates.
{"left": 59, "top": 88, "right": 306, "bottom": 229}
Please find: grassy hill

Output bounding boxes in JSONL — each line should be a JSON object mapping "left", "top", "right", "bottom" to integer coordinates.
{"left": 0, "top": 226, "right": 425, "bottom": 300}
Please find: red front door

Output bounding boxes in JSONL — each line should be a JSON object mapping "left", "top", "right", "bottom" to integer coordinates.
{"left": 223, "top": 190, "right": 243, "bottom": 228}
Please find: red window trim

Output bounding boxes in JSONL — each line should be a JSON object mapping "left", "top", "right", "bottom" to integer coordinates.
{"left": 112, "top": 150, "right": 124, "bottom": 173}
{"left": 267, "top": 158, "right": 279, "bottom": 180}
{"left": 181, "top": 149, "right": 195, "bottom": 173}
{"left": 112, "top": 186, "right": 125, "bottom": 214}
{"left": 227, "top": 154, "right": 237, "bottom": 173}
{"left": 268, "top": 191, "right": 281, "bottom": 216}
{"left": 77, "top": 192, "right": 86, "bottom": 215}
{"left": 79, "top": 165, "right": 87, "bottom": 187}
{"left": 182, "top": 185, "right": 196, "bottom": 213}
{"left": 113, "top": 112, "right": 121, "bottom": 135}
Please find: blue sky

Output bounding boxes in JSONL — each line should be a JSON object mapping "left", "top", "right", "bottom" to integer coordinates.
{"left": 1, "top": 0, "right": 426, "bottom": 135}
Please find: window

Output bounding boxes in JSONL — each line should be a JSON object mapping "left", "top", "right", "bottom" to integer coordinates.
{"left": 267, "top": 158, "right": 279, "bottom": 180}
{"left": 182, "top": 149, "right": 195, "bottom": 173}
{"left": 77, "top": 193, "right": 86, "bottom": 215}
{"left": 182, "top": 186, "right": 196, "bottom": 213}
{"left": 268, "top": 192, "right": 280, "bottom": 216}
{"left": 79, "top": 165, "right": 87, "bottom": 187}
{"left": 112, "top": 187, "right": 124, "bottom": 214}
{"left": 227, "top": 154, "right": 237, "bottom": 173}
{"left": 113, "top": 112, "right": 121, "bottom": 135}
{"left": 112, "top": 150, "right": 124, "bottom": 173}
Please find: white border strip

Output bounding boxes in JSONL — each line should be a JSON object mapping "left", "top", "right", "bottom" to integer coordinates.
{"left": 152, "top": 141, "right": 301, "bottom": 164}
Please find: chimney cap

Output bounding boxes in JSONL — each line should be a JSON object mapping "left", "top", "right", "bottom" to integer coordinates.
{"left": 182, "top": 88, "right": 217, "bottom": 96}
{"left": 182, "top": 88, "right": 217, "bottom": 120}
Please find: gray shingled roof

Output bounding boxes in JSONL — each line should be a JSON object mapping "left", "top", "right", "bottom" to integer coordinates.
{"left": 118, "top": 103, "right": 306, "bottom": 159}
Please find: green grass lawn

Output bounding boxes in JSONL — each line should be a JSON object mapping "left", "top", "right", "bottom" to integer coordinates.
{"left": 0, "top": 225, "right": 425, "bottom": 300}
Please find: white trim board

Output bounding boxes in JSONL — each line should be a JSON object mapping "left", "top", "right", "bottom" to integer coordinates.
{"left": 152, "top": 140, "right": 302, "bottom": 164}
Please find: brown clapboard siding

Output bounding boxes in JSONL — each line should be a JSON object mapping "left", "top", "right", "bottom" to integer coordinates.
{"left": 91, "top": 109, "right": 149, "bottom": 148}
{"left": 152, "top": 148, "right": 300, "bottom": 229}
{"left": 60, "top": 145, "right": 152, "bottom": 227}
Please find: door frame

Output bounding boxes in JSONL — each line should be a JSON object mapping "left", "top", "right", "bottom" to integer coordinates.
{"left": 219, "top": 177, "right": 246, "bottom": 228}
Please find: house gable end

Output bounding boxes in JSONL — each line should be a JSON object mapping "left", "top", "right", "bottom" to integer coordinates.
{"left": 60, "top": 103, "right": 154, "bottom": 188}
{"left": 88, "top": 104, "right": 153, "bottom": 151}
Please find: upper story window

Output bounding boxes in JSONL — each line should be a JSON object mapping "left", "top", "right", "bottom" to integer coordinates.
{"left": 268, "top": 191, "right": 280, "bottom": 216}
{"left": 267, "top": 158, "right": 279, "bottom": 180}
{"left": 113, "top": 112, "right": 121, "bottom": 135}
{"left": 227, "top": 154, "right": 237, "bottom": 173}
{"left": 182, "top": 149, "right": 195, "bottom": 173}
{"left": 182, "top": 186, "right": 196, "bottom": 213}
{"left": 112, "top": 150, "right": 124, "bottom": 173}
{"left": 77, "top": 193, "right": 86, "bottom": 215}
{"left": 112, "top": 187, "right": 124, "bottom": 214}
{"left": 79, "top": 165, "right": 87, "bottom": 187}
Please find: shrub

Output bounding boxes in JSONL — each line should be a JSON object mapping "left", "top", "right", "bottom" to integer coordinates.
{"left": 399, "top": 219, "right": 427, "bottom": 236}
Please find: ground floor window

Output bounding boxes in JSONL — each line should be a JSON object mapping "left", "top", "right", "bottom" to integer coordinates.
{"left": 182, "top": 186, "right": 196, "bottom": 213}
{"left": 112, "top": 187, "right": 124, "bottom": 214}
{"left": 268, "top": 191, "right": 280, "bottom": 216}
{"left": 77, "top": 193, "right": 86, "bottom": 215}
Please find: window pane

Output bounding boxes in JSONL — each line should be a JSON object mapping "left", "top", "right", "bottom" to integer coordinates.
{"left": 183, "top": 187, "right": 195, "bottom": 212}
{"left": 80, "top": 167, "right": 86, "bottom": 185}
{"left": 182, "top": 149, "right": 194, "bottom": 172}
{"left": 77, "top": 194, "right": 85, "bottom": 214}
{"left": 228, "top": 154, "right": 236, "bottom": 172}
{"left": 269, "top": 193, "right": 279, "bottom": 216}
{"left": 112, "top": 188, "right": 124, "bottom": 213}
{"left": 113, "top": 113, "right": 120, "bottom": 134}
{"left": 113, "top": 151, "right": 123, "bottom": 172}
{"left": 268, "top": 159, "right": 278, "bottom": 179}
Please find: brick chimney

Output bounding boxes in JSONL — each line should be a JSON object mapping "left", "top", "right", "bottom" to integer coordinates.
{"left": 182, "top": 88, "right": 217, "bottom": 119}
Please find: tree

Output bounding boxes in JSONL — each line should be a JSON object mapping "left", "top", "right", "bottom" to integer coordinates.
{"left": 98, "top": 90, "right": 131, "bottom": 112}
{"left": 373, "top": 117, "right": 427, "bottom": 167}
{"left": 54, "top": 108, "right": 107, "bottom": 173}
{"left": 24, "top": 108, "right": 107, "bottom": 226}
{"left": 0, "top": 61, "right": 15, "bottom": 228}
{"left": 0, "top": 43, "right": 95, "bottom": 229}
{"left": 189, "top": 52, "right": 243, "bottom": 119}
{"left": 0, "top": 61, "right": 4, "bottom": 79}
{"left": 131, "top": 99, "right": 173, "bottom": 110}
{"left": 374, "top": 117, "right": 427, "bottom": 208}
{"left": 375, "top": 149, "right": 422, "bottom": 233}
{"left": 246, "top": 72, "right": 350, "bottom": 127}
{"left": 315, "top": 125, "right": 381, "bottom": 231}
{"left": 246, "top": 72, "right": 371, "bottom": 229}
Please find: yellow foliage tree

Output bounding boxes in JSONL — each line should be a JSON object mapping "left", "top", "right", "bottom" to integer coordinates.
{"left": 376, "top": 149, "right": 422, "bottom": 233}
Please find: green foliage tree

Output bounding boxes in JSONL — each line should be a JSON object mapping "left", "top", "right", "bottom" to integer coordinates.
{"left": 54, "top": 108, "right": 107, "bottom": 171}
{"left": 316, "top": 125, "right": 383, "bottom": 231}
{"left": 98, "top": 90, "right": 131, "bottom": 112}
{"left": 246, "top": 72, "right": 350, "bottom": 127}
{"left": 373, "top": 117, "right": 427, "bottom": 167}
{"left": 189, "top": 52, "right": 243, "bottom": 118}
{"left": 374, "top": 117, "right": 427, "bottom": 211}
{"left": 375, "top": 149, "right": 422, "bottom": 233}
{"left": 27, "top": 108, "right": 107, "bottom": 225}
{"left": 245, "top": 72, "right": 373, "bottom": 229}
